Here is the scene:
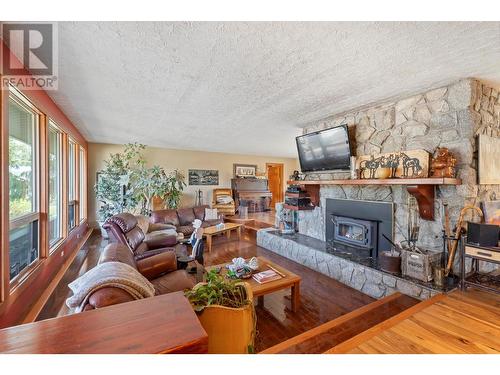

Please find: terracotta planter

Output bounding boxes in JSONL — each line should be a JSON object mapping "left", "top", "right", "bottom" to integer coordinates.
{"left": 196, "top": 283, "right": 255, "bottom": 354}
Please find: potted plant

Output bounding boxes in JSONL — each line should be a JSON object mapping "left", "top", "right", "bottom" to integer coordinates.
{"left": 94, "top": 143, "right": 144, "bottom": 236}
{"left": 95, "top": 143, "right": 187, "bottom": 235}
{"left": 184, "top": 270, "right": 256, "bottom": 354}
{"left": 131, "top": 166, "right": 186, "bottom": 215}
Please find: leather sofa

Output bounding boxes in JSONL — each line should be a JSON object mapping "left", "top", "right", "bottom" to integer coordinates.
{"left": 151, "top": 205, "right": 222, "bottom": 237}
{"left": 103, "top": 213, "right": 185, "bottom": 260}
{"left": 80, "top": 243, "right": 196, "bottom": 311}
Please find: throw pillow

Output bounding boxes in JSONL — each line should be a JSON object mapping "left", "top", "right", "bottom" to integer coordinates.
{"left": 216, "top": 195, "right": 234, "bottom": 205}
{"left": 205, "top": 208, "right": 218, "bottom": 220}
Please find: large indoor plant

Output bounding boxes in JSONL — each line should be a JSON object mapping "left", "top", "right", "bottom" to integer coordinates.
{"left": 95, "top": 143, "right": 187, "bottom": 232}
{"left": 185, "top": 270, "right": 255, "bottom": 354}
{"left": 132, "top": 166, "right": 186, "bottom": 215}
{"left": 94, "top": 143, "right": 144, "bottom": 236}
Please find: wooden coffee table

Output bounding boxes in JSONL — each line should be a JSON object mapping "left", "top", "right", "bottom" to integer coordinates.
{"left": 206, "top": 256, "right": 301, "bottom": 312}
{"left": 203, "top": 222, "right": 242, "bottom": 253}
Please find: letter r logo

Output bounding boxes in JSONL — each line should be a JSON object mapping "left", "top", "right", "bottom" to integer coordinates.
{"left": 1, "top": 23, "right": 54, "bottom": 75}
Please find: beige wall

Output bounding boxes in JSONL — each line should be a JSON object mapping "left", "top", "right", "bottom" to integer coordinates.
{"left": 87, "top": 143, "right": 299, "bottom": 226}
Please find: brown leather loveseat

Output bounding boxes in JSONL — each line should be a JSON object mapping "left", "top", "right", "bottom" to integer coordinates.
{"left": 151, "top": 205, "right": 222, "bottom": 237}
{"left": 81, "top": 243, "right": 196, "bottom": 311}
{"left": 103, "top": 212, "right": 184, "bottom": 260}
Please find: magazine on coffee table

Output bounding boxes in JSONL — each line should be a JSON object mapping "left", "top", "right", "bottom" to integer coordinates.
{"left": 252, "top": 269, "right": 283, "bottom": 284}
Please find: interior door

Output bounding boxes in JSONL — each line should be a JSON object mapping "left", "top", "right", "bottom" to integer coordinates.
{"left": 266, "top": 163, "right": 284, "bottom": 209}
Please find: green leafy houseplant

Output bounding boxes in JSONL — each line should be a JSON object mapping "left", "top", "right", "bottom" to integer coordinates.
{"left": 131, "top": 166, "right": 186, "bottom": 215}
{"left": 184, "top": 270, "right": 251, "bottom": 312}
{"left": 95, "top": 143, "right": 187, "bottom": 222}
{"left": 94, "top": 143, "right": 144, "bottom": 223}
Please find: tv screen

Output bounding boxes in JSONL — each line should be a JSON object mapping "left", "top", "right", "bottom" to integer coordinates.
{"left": 296, "top": 125, "right": 352, "bottom": 172}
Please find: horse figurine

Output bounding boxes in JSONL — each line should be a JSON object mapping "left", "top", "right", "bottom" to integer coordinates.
{"left": 359, "top": 155, "right": 383, "bottom": 179}
{"left": 400, "top": 152, "right": 423, "bottom": 177}
{"left": 382, "top": 153, "right": 401, "bottom": 178}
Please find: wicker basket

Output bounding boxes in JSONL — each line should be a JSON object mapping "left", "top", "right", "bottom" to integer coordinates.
{"left": 401, "top": 249, "right": 442, "bottom": 282}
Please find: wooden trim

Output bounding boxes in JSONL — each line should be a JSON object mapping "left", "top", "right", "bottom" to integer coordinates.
{"left": 22, "top": 228, "right": 92, "bottom": 323}
{"left": 266, "top": 162, "right": 285, "bottom": 205}
{"left": 324, "top": 294, "right": 446, "bottom": 353}
{"left": 0, "top": 41, "right": 89, "bottom": 326}
{"left": 261, "top": 292, "right": 404, "bottom": 354}
{"left": 0, "top": 80, "right": 8, "bottom": 303}
{"left": 288, "top": 177, "right": 461, "bottom": 186}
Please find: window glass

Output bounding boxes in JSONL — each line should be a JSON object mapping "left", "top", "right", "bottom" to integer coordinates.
{"left": 68, "top": 140, "right": 77, "bottom": 230}
{"left": 79, "top": 146, "right": 86, "bottom": 221}
{"left": 48, "top": 123, "right": 63, "bottom": 246}
{"left": 8, "top": 95, "right": 39, "bottom": 280}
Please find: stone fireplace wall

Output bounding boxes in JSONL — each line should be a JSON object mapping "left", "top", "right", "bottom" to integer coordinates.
{"left": 298, "top": 79, "right": 500, "bottom": 253}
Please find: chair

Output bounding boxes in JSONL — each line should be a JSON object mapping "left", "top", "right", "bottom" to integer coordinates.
{"left": 103, "top": 212, "right": 185, "bottom": 261}
{"left": 212, "top": 188, "right": 236, "bottom": 216}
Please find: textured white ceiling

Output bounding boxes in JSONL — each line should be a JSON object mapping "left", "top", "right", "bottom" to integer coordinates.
{"left": 47, "top": 22, "right": 500, "bottom": 157}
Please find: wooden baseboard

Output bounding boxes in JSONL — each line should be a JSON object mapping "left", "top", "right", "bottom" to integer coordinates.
{"left": 21, "top": 228, "right": 93, "bottom": 324}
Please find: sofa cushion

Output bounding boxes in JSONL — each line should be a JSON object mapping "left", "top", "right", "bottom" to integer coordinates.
{"left": 99, "top": 243, "right": 137, "bottom": 269}
{"left": 149, "top": 222, "right": 177, "bottom": 232}
{"left": 193, "top": 205, "right": 209, "bottom": 221}
{"left": 152, "top": 270, "right": 195, "bottom": 295}
{"left": 125, "top": 226, "right": 146, "bottom": 251}
{"left": 144, "top": 229, "right": 177, "bottom": 242}
{"left": 177, "top": 208, "right": 196, "bottom": 226}
{"left": 177, "top": 225, "right": 194, "bottom": 237}
{"left": 135, "top": 215, "right": 150, "bottom": 235}
{"left": 151, "top": 209, "right": 180, "bottom": 226}
{"left": 106, "top": 212, "right": 138, "bottom": 233}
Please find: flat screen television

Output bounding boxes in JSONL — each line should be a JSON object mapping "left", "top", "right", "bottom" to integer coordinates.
{"left": 296, "top": 125, "right": 352, "bottom": 172}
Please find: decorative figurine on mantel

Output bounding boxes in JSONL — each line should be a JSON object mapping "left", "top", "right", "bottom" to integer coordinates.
{"left": 290, "top": 170, "right": 304, "bottom": 181}
{"left": 430, "top": 147, "right": 457, "bottom": 178}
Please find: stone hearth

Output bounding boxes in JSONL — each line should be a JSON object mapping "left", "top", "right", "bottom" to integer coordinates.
{"left": 257, "top": 229, "right": 449, "bottom": 300}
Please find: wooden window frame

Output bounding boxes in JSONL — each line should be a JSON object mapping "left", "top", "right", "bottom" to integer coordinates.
{"left": 47, "top": 120, "right": 66, "bottom": 252}
{"left": 7, "top": 88, "right": 45, "bottom": 289}
{"left": 78, "top": 145, "right": 87, "bottom": 223}
{"left": 67, "top": 138, "right": 78, "bottom": 232}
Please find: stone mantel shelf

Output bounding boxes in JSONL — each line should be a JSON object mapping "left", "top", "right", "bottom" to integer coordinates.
{"left": 288, "top": 178, "right": 462, "bottom": 221}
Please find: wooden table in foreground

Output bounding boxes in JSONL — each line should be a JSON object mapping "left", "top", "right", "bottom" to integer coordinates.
{"left": 207, "top": 256, "right": 301, "bottom": 312}
{"left": 203, "top": 222, "right": 242, "bottom": 252}
{"left": 0, "top": 292, "right": 208, "bottom": 354}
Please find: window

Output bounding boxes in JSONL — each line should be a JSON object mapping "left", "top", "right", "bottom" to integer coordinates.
{"left": 68, "top": 139, "right": 77, "bottom": 230}
{"left": 79, "top": 146, "right": 86, "bottom": 221}
{"left": 48, "top": 122, "right": 63, "bottom": 247}
{"left": 8, "top": 93, "right": 40, "bottom": 281}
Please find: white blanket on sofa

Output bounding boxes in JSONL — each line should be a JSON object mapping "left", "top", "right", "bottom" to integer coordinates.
{"left": 66, "top": 261, "right": 155, "bottom": 313}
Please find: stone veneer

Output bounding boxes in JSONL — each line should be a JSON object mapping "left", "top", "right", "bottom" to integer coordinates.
{"left": 297, "top": 79, "right": 500, "bottom": 257}
{"left": 257, "top": 229, "right": 442, "bottom": 300}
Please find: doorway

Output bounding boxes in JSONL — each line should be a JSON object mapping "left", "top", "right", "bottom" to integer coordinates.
{"left": 266, "top": 163, "right": 284, "bottom": 209}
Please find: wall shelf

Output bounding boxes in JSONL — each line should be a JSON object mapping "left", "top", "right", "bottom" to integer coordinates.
{"left": 287, "top": 177, "right": 462, "bottom": 221}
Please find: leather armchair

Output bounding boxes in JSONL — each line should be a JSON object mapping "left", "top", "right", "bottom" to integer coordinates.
{"left": 81, "top": 243, "right": 196, "bottom": 311}
{"left": 103, "top": 212, "right": 184, "bottom": 260}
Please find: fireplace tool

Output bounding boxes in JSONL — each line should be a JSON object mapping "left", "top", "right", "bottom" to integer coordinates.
{"left": 407, "top": 196, "right": 421, "bottom": 252}
{"left": 444, "top": 204, "right": 483, "bottom": 276}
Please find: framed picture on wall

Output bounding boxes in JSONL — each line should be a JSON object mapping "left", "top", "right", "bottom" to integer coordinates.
{"left": 188, "top": 169, "right": 219, "bottom": 185}
{"left": 478, "top": 134, "right": 500, "bottom": 184}
{"left": 233, "top": 164, "right": 257, "bottom": 178}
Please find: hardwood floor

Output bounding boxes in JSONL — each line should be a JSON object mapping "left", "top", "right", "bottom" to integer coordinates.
{"left": 37, "top": 232, "right": 104, "bottom": 320}
{"left": 329, "top": 289, "right": 500, "bottom": 354}
{"left": 37, "top": 229, "right": 379, "bottom": 351}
